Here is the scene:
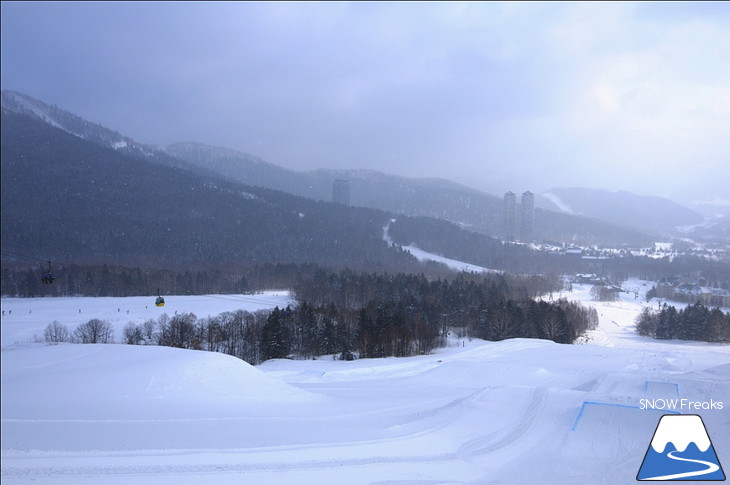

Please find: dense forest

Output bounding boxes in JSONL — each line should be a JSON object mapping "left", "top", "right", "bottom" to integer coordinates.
{"left": 4, "top": 252, "right": 730, "bottom": 302}
{"left": 635, "top": 302, "right": 730, "bottom": 343}
{"left": 1, "top": 262, "right": 450, "bottom": 298}
{"left": 39, "top": 268, "right": 599, "bottom": 364}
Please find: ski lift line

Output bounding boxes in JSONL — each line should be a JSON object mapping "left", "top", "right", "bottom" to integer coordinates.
{"left": 198, "top": 294, "right": 291, "bottom": 306}
{"left": 200, "top": 294, "right": 282, "bottom": 302}
{"left": 0, "top": 252, "right": 289, "bottom": 302}
{"left": 0, "top": 250, "right": 55, "bottom": 265}
{"left": 197, "top": 294, "right": 296, "bottom": 308}
{"left": 2, "top": 251, "right": 57, "bottom": 284}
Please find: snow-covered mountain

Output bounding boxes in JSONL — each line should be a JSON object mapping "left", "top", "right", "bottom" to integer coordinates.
{"left": 1, "top": 89, "right": 662, "bottom": 246}
{"left": 2, "top": 90, "right": 147, "bottom": 156}
{"left": 539, "top": 187, "right": 704, "bottom": 237}
{"left": 166, "top": 141, "right": 490, "bottom": 217}
{"left": 165, "top": 142, "right": 656, "bottom": 246}
{"left": 1, "top": 108, "right": 432, "bottom": 271}
{"left": 0, "top": 90, "right": 213, "bottom": 176}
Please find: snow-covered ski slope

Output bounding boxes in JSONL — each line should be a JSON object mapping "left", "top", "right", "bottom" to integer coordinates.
{"left": 1, "top": 282, "right": 728, "bottom": 484}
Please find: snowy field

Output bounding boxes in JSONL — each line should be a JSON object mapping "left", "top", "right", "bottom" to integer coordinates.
{"left": 0, "top": 292, "right": 294, "bottom": 347}
{"left": 2, "top": 282, "right": 728, "bottom": 484}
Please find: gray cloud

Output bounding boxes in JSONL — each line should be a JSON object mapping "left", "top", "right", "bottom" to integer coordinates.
{"left": 2, "top": 1, "right": 728, "bottom": 203}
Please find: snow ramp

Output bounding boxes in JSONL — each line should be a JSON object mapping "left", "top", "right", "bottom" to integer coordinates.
{"left": 2, "top": 344, "right": 320, "bottom": 421}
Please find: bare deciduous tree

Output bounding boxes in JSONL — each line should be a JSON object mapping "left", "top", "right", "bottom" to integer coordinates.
{"left": 74, "top": 318, "right": 114, "bottom": 344}
{"left": 158, "top": 312, "right": 198, "bottom": 349}
{"left": 122, "top": 322, "right": 144, "bottom": 345}
{"left": 44, "top": 320, "right": 70, "bottom": 343}
{"left": 141, "top": 319, "right": 158, "bottom": 345}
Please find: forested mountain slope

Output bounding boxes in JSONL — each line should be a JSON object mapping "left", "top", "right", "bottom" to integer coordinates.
{"left": 2, "top": 90, "right": 655, "bottom": 248}
{"left": 1, "top": 110, "right": 417, "bottom": 272}
{"left": 168, "top": 141, "right": 656, "bottom": 247}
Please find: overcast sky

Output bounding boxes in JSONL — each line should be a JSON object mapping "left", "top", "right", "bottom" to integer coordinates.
{"left": 2, "top": 1, "right": 729, "bottom": 203}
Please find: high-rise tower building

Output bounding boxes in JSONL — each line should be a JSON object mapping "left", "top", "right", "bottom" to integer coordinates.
{"left": 332, "top": 179, "right": 351, "bottom": 206}
{"left": 503, "top": 191, "right": 516, "bottom": 241}
{"left": 520, "top": 190, "right": 535, "bottom": 242}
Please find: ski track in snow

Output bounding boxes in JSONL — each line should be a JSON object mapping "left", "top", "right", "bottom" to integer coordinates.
{"left": 2, "top": 282, "right": 729, "bottom": 484}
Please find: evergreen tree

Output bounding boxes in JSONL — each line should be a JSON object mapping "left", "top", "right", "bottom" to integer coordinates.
{"left": 320, "top": 312, "right": 337, "bottom": 356}
{"left": 260, "top": 307, "right": 291, "bottom": 361}
{"left": 707, "top": 308, "right": 730, "bottom": 342}
{"left": 655, "top": 306, "right": 677, "bottom": 339}
{"left": 681, "top": 303, "right": 709, "bottom": 341}
{"left": 287, "top": 302, "right": 316, "bottom": 358}
{"left": 357, "top": 308, "right": 376, "bottom": 358}
{"left": 635, "top": 307, "right": 657, "bottom": 337}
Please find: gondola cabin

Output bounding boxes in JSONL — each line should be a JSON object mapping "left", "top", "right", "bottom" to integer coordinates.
{"left": 155, "top": 296, "right": 165, "bottom": 307}
{"left": 41, "top": 261, "right": 55, "bottom": 284}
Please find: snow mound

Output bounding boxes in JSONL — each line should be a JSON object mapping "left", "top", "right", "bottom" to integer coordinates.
{"left": 2, "top": 344, "right": 318, "bottom": 421}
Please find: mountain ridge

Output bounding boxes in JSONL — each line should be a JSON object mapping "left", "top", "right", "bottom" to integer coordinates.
{"left": 539, "top": 187, "right": 704, "bottom": 237}
{"left": 1, "top": 107, "right": 594, "bottom": 279}
{"left": 1, "top": 89, "right": 681, "bottom": 247}
{"left": 165, "top": 141, "right": 660, "bottom": 246}
{"left": 0, "top": 109, "right": 426, "bottom": 273}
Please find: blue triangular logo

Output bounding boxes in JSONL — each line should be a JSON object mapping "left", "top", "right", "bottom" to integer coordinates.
{"left": 637, "top": 414, "right": 725, "bottom": 481}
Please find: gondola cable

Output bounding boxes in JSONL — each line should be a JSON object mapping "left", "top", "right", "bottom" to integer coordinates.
{"left": 1, "top": 250, "right": 56, "bottom": 284}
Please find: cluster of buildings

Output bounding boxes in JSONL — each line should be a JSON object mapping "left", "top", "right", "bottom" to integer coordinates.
{"left": 655, "top": 277, "right": 730, "bottom": 308}
{"left": 333, "top": 182, "right": 537, "bottom": 244}
{"left": 503, "top": 191, "right": 534, "bottom": 242}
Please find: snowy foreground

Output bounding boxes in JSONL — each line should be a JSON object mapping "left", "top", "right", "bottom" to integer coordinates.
{"left": 2, "top": 284, "right": 728, "bottom": 484}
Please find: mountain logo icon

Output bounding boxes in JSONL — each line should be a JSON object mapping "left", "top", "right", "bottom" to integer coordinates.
{"left": 637, "top": 414, "right": 725, "bottom": 481}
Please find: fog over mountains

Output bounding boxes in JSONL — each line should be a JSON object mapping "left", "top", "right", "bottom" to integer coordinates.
{"left": 2, "top": 90, "right": 724, "bottom": 253}
{"left": 539, "top": 188, "right": 703, "bottom": 236}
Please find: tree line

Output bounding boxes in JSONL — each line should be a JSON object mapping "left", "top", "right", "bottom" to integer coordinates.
{"left": 40, "top": 269, "right": 599, "bottom": 364}
{"left": 635, "top": 302, "right": 729, "bottom": 343}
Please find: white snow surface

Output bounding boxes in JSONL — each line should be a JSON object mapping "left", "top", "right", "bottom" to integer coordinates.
{"left": 1, "top": 292, "right": 294, "bottom": 347}
{"left": 383, "top": 220, "right": 499, "bottom": 273}
{"left": 400, "top": 244, "right": 500, "bottom": 274}
{"left": 2, "top": 283, "right": 729, "bottom": 484}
